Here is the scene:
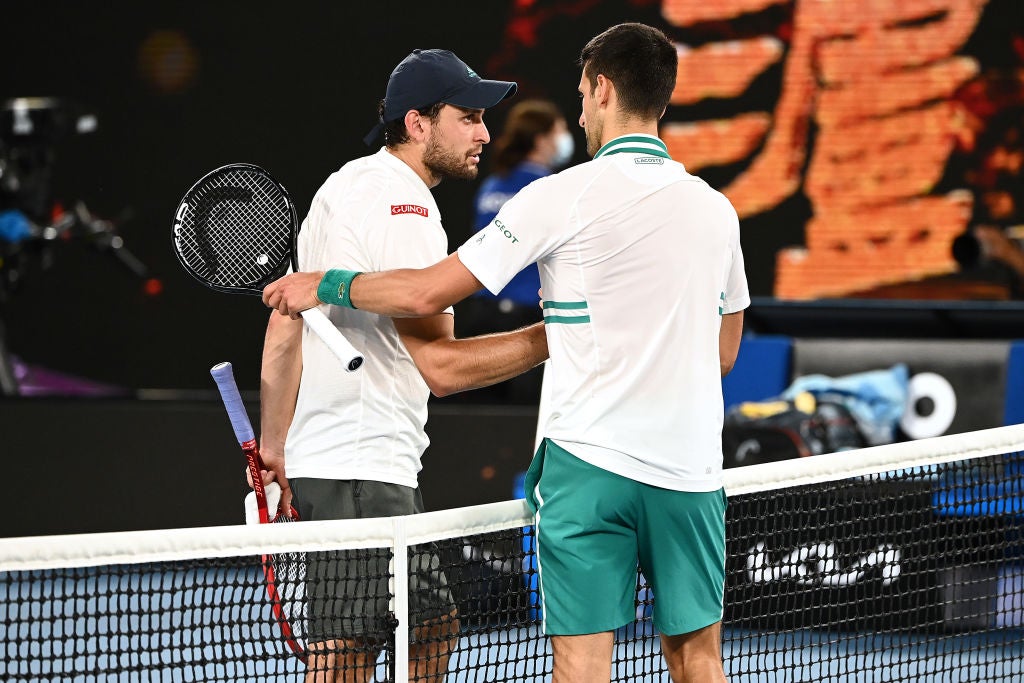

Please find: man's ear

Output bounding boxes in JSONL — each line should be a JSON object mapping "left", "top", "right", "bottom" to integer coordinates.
{"left": 404, "top": 109, "right": 429, "bottom": 143}
{"left": 594, "top": 74, "right": 613, "bottom": 107}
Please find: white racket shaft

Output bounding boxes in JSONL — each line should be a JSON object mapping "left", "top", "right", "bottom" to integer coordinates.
{"left": 300, "top": 308, "right": 364, "bottom": 372}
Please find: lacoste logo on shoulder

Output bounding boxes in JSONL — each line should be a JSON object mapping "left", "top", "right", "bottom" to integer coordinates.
{"left": 391, "top": 204, "right": 429, "bottom": 217}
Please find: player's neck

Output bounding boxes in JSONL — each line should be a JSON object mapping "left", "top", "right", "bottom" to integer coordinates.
{"left": 599, "top": 118, "right": 660, "bottom": 147}
{"left": 387, "top": 146, "right": 441, "bottom": 188}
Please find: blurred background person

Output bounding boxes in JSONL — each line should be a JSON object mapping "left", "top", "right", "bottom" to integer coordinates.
{"left": 454, "top": 99, "right": 573, "bottom": 404}
{"left": 952, "top": 105, "right": 1024, "bottom": 296}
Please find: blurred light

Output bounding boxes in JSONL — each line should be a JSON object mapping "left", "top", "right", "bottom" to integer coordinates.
{"left": 138, "top": 30, "right": 199, "bottom": 95}
{"left": 144, "top": 278, "right": 164, "bottom": 297}
{"left": 76, "top": 115, "right": 98, "bottom": 133}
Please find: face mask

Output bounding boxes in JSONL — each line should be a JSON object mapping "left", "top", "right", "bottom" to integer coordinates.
{"left": 551, "top": 131, "right": 575, "bottom": 168}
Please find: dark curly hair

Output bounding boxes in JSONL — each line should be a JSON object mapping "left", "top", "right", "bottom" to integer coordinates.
{"left": 379, "top": 100, "right": 445, "bottom": 148}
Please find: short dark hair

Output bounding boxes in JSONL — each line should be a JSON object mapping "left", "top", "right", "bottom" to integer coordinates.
{"left": 493, "top": 99, "right": 562, "bottom": 174}
{"left": 579, "top": 23, "right": 677, "bottom": 120}
{"left": 380, "top": 100, "right": 445, "bottom": 148}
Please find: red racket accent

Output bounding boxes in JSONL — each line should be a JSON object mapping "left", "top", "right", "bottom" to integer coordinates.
{"left": 242, "top": 440, "right": 305, "bottom": 662}
{"left": 211, "top": 361, "right": 306, "bottom": 663}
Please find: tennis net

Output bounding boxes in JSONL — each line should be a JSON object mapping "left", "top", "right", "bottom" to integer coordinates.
{"left": 2, "top": 424, "right": 1024, "bottom": 682}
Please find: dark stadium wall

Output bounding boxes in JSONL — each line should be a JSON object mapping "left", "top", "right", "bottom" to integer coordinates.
{"left": 4, "top": 337, "right": 1022, "bottom": 536}
{"left": 1, "top": 1, "right": 1021, "bottom": 392}
{"left": 0, "top": 399, "right": 539, "bottom": 537}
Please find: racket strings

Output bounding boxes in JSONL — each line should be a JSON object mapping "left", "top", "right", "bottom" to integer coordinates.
{"left": 176, "top": 168, "right": 293, "bottom": 290}
{"left": 192, "top": 185, "right": 254, "bottom": 277}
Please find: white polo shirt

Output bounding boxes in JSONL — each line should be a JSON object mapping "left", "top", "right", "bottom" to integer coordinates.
{"left": 458, "top": 134, "right": 749, "bottom": 492}
{"left": 286, "top": 148, "right": 452, "bottom": 488}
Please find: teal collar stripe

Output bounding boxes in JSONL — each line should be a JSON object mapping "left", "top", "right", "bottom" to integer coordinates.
{"left": 542, "top": 299, "right": 591, "bottom": 324}
{"left": 594, "top": 135, "right": 670, "bottom": 160}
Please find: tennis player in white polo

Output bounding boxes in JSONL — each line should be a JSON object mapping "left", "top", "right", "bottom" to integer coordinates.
{"left": 264, "top": 23, "right": 748, "bottom": 683}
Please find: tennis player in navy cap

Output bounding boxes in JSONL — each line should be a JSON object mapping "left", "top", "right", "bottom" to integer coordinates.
{"left": 257, "top": 50, "right": 547, "bottom": 682}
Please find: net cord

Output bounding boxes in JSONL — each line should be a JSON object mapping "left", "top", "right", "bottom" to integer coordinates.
{"left": 722, "top": 422, "right": 1024, "bottom": 496}
{"left": 0, "top": 499, "right": 530, "bottom": 572}
{"left": 3, "top": 423, "right": 1024, "bottom": 573}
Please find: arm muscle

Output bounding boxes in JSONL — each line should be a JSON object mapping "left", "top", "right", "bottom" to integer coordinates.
{"left": 719, "top": 311, "right": 744, "bottom": 377}
{"left": 395, "top": 315, "right": 548, "bottom": 397}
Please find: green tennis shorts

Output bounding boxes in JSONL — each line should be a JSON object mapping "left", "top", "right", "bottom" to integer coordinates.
{"left": 524, "top": 439, "right": 727, "bottom": 636}
{"left": 290, "top": 478, "right": 455, "bottom": 643}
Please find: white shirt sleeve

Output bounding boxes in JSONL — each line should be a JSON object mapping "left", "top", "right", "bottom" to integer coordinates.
{"left": 368, "top": 213, "right": 449, "bottom": 272}
{"left": 722, "top": 210, "right": 750, "bottom": 314}
{"left": 457, "top": 176, "right": 573, "bottom": 295}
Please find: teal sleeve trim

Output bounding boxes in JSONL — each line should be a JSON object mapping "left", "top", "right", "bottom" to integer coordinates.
{"left": 542, "top": 300, "right": 589, "bottom": 309}
{"left": 318, "top": 269, "right": 361, "bottom": 309}
{"left": 543, "top": 315, "right": 592, "bottom": 324}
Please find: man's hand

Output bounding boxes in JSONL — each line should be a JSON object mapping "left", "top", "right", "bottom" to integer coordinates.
{"left": 263, "top": 271, "right": 325, "bottom": 318}
{"left": 246, "top": 449, "right": 295, "bottom": 519}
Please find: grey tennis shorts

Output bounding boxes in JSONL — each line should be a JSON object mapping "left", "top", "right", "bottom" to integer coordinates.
{"left": 290, "top": 478, "right": 456, "bottom": 643}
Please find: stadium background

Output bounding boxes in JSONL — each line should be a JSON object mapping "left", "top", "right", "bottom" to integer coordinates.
{"left": 1, "top": 0, "right": 1023, "bottom": 534}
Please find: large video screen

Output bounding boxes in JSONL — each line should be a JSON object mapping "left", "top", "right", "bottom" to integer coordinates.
{"left": 487, "top": 0, "right": 1023, "bottom": 300}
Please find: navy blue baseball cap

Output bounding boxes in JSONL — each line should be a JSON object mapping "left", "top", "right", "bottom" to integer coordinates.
{"left": 364, "top": 49, "right": 517, "bottom": 146}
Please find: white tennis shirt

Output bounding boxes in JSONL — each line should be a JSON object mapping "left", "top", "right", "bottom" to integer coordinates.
{"left": 285, "top": 148, "right": 452, "bottom": 488}
{"left": 458, "top": 134, "right": 749, "bottom": 491}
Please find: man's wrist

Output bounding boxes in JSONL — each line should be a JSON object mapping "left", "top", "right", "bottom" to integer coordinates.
{"left": 317, "top": 269, "right": 361, "bottom": 309}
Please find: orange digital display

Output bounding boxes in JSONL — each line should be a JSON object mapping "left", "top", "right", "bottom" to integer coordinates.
{"left": 493, "top": 0, "right": 1022, "bottom": 299}
{"left": 662, "top": 0, "right": 991, "bottom": 298}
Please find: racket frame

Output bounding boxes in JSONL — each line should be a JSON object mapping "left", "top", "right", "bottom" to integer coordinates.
{"left": 210, "top": 361, "right": 306, "bottom": 663}
{"left": 174, "top": 163, "right": 364, "bottom": 372}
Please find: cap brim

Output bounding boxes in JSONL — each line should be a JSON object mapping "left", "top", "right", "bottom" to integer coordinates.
{"left": 444, "top": 79, "right": 517, "bottom": 110}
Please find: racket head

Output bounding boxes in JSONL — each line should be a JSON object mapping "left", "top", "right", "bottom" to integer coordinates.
{"left": 172, "top": 163, "right": 298, "bottom": 295}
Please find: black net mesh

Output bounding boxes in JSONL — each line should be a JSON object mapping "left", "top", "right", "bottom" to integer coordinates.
{"left": 3, "top": 448, "right": 1023, "bottom": 681}
{"left": 722, "top": 451, "right": 1024, "bottom": 682}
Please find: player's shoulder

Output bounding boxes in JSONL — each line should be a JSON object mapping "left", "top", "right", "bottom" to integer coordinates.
{"left": 334, "top": 153, "right": 393, "bottom": 192}
{"left": 318, "top": 152, "right": 416, "bottom": 210}
{"left": 518, "top": 160, "right": 596, "bottom": 195}
{"left": 679, "top": 170, "right": 740, "bottom": 232}
{"left": 685, "top": 169, "right": 736, "bottom": 213}
{"left": 662, "top": 161, "right": 733, "bottom": 204}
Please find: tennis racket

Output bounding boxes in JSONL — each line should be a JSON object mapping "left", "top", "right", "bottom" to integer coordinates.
{"left": 174, "top": 163, "right": 363, "bottom": 372}
{"left": 210, "top": 361, "right": 307, "bottom": 662}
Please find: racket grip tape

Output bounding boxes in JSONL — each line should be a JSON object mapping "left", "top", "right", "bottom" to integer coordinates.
{"left": 210, "top": 362, "right": 256, "bottom": 444}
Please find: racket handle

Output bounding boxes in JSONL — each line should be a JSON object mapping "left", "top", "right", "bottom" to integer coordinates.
{"left": 210, "top": 362, "right": 256, "bottom": 444}
{"left": 299, "top": 308, "right": 364, "bottom": 372}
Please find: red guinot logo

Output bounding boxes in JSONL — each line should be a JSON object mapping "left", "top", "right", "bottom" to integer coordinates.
{"left": 391, "top": 204, "right": 429, "bottom": 217}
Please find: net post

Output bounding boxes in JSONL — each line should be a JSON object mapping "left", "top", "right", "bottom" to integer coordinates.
{"left": 391, "top": 515, "right": 410, "bottom": 683}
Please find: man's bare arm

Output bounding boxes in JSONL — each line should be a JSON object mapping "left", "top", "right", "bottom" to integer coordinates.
{"left": 263, "top": 253, "right": 484, "bottom": 318}
{"left": 719, "top": 310, "right": 744, "bottom": 377}
{"left": 257, "top": 312, "right": 303, "bottom": 511}
{"left": 395, "top": 315, "right": 548, "bottom": 397}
